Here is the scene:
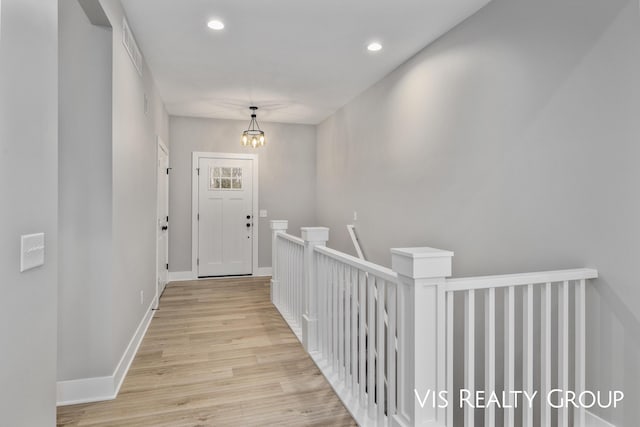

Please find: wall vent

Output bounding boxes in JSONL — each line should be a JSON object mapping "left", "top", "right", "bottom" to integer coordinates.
{"left": 122, "top": 17, "right": 143, "bottom": 76}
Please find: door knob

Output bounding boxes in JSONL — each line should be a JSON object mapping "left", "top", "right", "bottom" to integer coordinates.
{"left": 162, "top": 225, "right": 168, "bottom": 231}
{"left": 246, "top": 215, "right": 251, "bottom": 219}
{"left": 246, "top": 223, "right": 251, "bottom": 228}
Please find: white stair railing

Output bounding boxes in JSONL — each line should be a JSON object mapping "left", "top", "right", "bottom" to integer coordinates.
{"left": 314, "top": 244, "right": 399, "bottom": 425}
{"left": 270, "top": 220, "right": 305, "bottom": 340}
{"left": 444, "top": 268, "right": 597, "bottom": 427}
{"left": 270, "top": 220, "right": 598, "bottom": 427}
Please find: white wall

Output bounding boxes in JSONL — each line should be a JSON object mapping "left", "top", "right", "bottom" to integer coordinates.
{"left": 58, "top": 0, "right": 113, "bottom": 380}
{"left": 169, "top": 116, "right": 316, "bottom": 272}
{"left": 0, "top": 0, "right": 59, "bottom": 425}
{"left": 316, "top": 0, "right": 639, "bottom": 425}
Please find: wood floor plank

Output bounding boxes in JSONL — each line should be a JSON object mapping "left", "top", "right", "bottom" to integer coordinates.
{"left": 57, "top": 278, "right": 356, "bottom": 426}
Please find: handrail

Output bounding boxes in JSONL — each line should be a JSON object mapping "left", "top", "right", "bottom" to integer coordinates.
{"left": 347, "top": 224, "right": 366, "bottom": 260}
{"left": 314, "top": 245, "right": 398, "bottom": 283}
{"left": 445, "top": 268, "right": 598, "bottom": 292}
{"left": 277, "top": 232, "right": 304, "bottom": 246}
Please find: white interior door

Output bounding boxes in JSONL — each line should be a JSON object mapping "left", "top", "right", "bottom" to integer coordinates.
{"left": 198, "top": 157, "right": 253, "bottom": 277}
{"left": 156, "top": 141, "right": 169, "bottom": 305}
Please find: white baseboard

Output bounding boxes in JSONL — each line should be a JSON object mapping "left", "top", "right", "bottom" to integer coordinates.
{"left": 56, "top": 299, "right": 156, "bottom": 406}
{"left": 168, "top": 270, "right": 196, "bottom": 281}
{"left": 586, "top": 410, "right": 616, "bottom": 427}
{"left": 255, "top": 267, "right": 272, "bottom": 277}
{"left": 55, "top": 375, "right": 115, "bottom": 406}
{"left": 112, "top": 299, "right": 155, "bottom": 396}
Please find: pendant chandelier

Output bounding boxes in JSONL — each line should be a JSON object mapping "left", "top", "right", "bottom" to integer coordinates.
{"left": 241, "top": 106, "right": 265, "bottom": 148}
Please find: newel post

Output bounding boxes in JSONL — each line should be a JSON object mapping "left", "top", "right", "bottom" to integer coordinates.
{"left": 391, "top": 247, "right": 453, "bottom": 427}
{"left": 300, "top": 226, "right": 329, "bottom": 353}
{"left": 270, "top": 220, "right": 288, "bottom": 305}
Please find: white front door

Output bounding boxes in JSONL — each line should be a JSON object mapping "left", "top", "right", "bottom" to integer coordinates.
{"left": 156, "top": 141, "right": 169, "bottom": 305}
{"left": 197, "top": 157, "right": 253, "bottom": 277}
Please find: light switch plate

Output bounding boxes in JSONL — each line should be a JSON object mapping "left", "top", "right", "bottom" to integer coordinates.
{"left": 21, "top": 233, "right": 45, "bottom": 272}
{"left": 259, "top": 209, "right": 268, "bottom": 218}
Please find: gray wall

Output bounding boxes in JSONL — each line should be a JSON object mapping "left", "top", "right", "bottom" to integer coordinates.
{"left": 0, "top": 0, "right": 59, "bottom": 425}
{"left": 169, "top": 116, "right": 317, "bottom": 271}
{"left": 57, "top": 0, "right": 170, "bottom": 382}
{"left": 100, "top": 0, "right": 170, "bottom": 370}
{"left": 58, "top": 0, "right": 113, "bottom": 380}
{"left": 316, "top": 0, "right": 639, "bottom": 425}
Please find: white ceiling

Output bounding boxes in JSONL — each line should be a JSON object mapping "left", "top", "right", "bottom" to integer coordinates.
{"left": 121, "top": 0, "right": 491, "bottom": 125}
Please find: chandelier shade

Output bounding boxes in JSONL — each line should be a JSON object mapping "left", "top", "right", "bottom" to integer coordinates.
{"left": 241, "top": 106, "right": 265, "bottom": 148}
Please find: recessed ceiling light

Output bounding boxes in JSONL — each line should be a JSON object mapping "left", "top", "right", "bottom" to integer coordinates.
{"left": 207, "top": 20, "right": 225, "bottom": 30}
{"left": 367, "top": 42, "right": 382, "bottom": 52}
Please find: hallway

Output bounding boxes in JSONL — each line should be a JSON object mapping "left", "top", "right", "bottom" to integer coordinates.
{"left": 57, "top": 277, "right": 355, "bottom": 426}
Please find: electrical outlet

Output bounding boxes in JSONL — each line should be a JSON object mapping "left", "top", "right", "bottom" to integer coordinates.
{"left": 353, "top": 211, "right": 358, "bottom": 221}
{"left": 140, "top": 290, "right": 144, "bottom": 305}
{"left": 259, "top": 209, "right": 268, "bottom": 218}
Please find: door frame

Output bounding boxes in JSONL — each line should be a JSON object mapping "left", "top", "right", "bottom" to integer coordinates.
{"left": 155, "top": 136, "right": 169, "bottom": 308}
{"left": 191, "top": 152, "right": 259, "bottom": 277}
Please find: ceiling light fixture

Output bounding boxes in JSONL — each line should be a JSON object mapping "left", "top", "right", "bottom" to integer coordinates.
{"left": 367, "top": 42, "right": 383, "bottom": 52}
{"left": 241, "top": 106, "right": 265, "bottom": 148}
{"left": 207, "top": 20, "right": 225, "bottom": 30}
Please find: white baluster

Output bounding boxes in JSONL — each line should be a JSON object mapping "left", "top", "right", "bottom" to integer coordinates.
{"left": 523, "top": 284, "right": 534, "bottom": 427}
{"left": 284, "top": 241, "right": 288, "bottom": 314}
{"left": 345, "top": 266, "right": 352, "bottom": 386}
{"left": 282, "top": 241, "right": 287, "bottom": 313}
{"left": 504, "top": 286, "right": 515, "bottom": 427}
{"left": 377, "top": 280, "right": 386, "bottom": 424}
{"left": 293, "top": 245, "right": 298, "bottom": 323}
{"left": 289, "top": 242, "right": 293, "bottom": 318}
{"left": 447, "top": 292, "right": 454, "bottom": 427}
{"left": 387, "top": 281, "right": 397, "bottom": 419}
{"left": 293, "top": 244, "right": 296, "bottom": 320}
{"left": 294, "top": 244, "right": 297, "bottom": 320}
{"left": 322, "top": 254, "right": 328, "bottom": 358}
{"left": 367, "top": 274, "right": 376, "bottom": 418}
{"left": 575, "top": 279, "right": 586, "bottom": 427}
{"left": 464, "top": 290, "right": 475, "bottom": 427}
{"left": 338, "top": 263, "right": 345, "bottom": 379}
{"left": 359, "top": 270, "right": 367, "bottom": 406}
{"left": 558, "top": 281, "right": 569, "bottom": 427}
{"left": 280, "top": 240, "right": 284, "bottom": 310}
{"left": 297, "top": 247, "right": 301, "bottom": 324}
{"left": 324, "top": 258, "right": 330, "bottom": 362}
{"left": 351, "top": 268, "right": 358, "bottom": 393}
{"left": 331, "top": 262, "right": 340, "bottom": 375}
{"left": 323, "top": 255, "right": 329, "bottom": 357}
{"left": 485, "top": 288, "right": 495, "bottom": 427}
{"left": 299, "top": 247, "right": 302, "bottom": 318}
{"left": 541, "top": 282, "right": 552, "bottom": 427}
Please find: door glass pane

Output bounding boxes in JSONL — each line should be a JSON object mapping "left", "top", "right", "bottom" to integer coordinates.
{"left": 210, "top": 165, "right": 243, "bottom": 190}
{"left": 208, "top": 167, "right": 217, "bottom": 190}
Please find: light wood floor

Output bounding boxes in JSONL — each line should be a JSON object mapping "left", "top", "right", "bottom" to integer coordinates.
{"left": 57, "top": 277, "right": 356, "bottom": 427}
